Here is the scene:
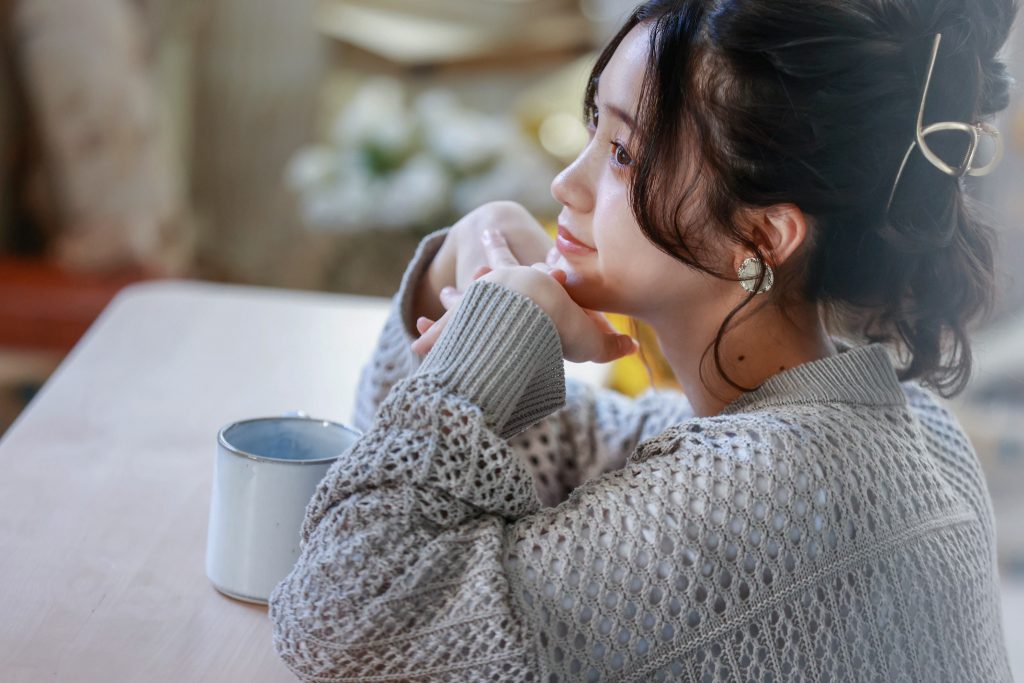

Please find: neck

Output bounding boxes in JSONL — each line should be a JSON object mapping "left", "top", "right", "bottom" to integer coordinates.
{"left": 644, "top": 300, "right": 838, "bottom": 417}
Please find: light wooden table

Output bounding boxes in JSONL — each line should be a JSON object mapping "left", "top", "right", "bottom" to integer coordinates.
{"left": 0, "top": 280, "right": 608, "bottom": 682}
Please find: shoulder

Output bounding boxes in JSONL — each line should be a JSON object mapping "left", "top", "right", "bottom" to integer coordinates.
{"left": 569, "top": 407, "right": 833, "bottom": 520}
{"left": 898, "top": 379, "right": 979, "bottom": 464}
{"left": 899, "top": 379, "right": 970, "bottom": 437}
{"left": 569, "top": 397, "right": 946, "bottom": 536}
{"left": 573, "top": 390, "right": 973, "bottom": 536}
{"left": 897, "top": 379, "right": 989, "bottom": 504}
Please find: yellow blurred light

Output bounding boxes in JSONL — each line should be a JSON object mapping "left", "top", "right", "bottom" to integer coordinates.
{"left": 539, "top": 112, "right": 588, "bottom": 161}
{"left": 605, "top": 313, "right": 681, "bottom": 397}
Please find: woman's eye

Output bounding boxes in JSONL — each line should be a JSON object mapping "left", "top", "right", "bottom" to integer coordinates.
{"left": 611, "top": 142, "right": 634, "bottom": 168}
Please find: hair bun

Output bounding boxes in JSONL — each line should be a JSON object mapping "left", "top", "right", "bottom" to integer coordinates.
{"left": 979, "top": 58, "right": 1013, "bottom": 116}
{"left": 915, "top": 0, "right": 1017, "bottom": 118}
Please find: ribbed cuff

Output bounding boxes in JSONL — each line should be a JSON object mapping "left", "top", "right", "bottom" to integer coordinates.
{"left": 398, "top": 227, "right": 451, "bottom": 339}
{"left": 416, "top": 279, "right": 566, "bottom": 439}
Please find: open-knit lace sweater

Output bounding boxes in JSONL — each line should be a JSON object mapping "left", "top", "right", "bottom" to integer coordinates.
{"left": 269, "top": 228, "right": 1011, "bottom": 682}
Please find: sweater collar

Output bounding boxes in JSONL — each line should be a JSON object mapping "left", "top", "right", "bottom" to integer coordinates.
{"left": 718, "top": 340, "right": 907, "bottom": 415}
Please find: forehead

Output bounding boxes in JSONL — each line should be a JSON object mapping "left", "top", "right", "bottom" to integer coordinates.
{"left": 597, "top": 23, "right": 651, "bottom": 108}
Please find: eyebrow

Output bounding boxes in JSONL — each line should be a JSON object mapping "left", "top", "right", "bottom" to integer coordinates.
{"left": 594, "top": 92, "right": 636, "bottom": 131}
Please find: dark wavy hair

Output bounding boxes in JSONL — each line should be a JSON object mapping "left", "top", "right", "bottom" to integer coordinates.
{"left": 590, "top": 0, "right": 1018, "bottom": 398}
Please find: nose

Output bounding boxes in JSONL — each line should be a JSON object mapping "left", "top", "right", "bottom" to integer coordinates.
{"left": 550, "top": 146, "right": 595, "bottom": 215}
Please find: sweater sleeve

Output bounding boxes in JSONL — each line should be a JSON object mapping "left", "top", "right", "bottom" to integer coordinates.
{"left": 353, "top": 227, "right": 695, "bottom": 503}
{"left": 268, "top": 279, "right": 565, "bottom": 680}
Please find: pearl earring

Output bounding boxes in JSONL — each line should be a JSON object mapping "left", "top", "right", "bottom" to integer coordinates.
{"left": 738, "top": 256, "right": 773, "bottom": 294}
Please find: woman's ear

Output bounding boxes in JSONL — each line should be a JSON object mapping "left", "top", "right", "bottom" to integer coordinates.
{"left": 740, "top": 204, "right": 810, "bottom": 269}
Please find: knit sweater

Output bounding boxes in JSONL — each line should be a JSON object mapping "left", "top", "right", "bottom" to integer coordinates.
{"left": 269, "top": 228, "right": 1011, "bottom": 682}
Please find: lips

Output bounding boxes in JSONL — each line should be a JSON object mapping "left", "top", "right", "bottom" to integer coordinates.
{"left": 556, "top": 224, "right": 596, "bottom": 256}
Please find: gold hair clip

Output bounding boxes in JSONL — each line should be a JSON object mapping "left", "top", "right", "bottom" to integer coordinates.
{"left": 885, "top": 33, "right": 1004, "bottom": 212}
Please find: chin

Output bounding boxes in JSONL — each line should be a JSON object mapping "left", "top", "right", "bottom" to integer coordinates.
{"left": 563, "top": 278, "right": 633, "bottom": 316}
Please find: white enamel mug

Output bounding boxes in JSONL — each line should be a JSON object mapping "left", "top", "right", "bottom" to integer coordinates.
{"left": 205, "top": 416, "right": 361, "bottom": 604}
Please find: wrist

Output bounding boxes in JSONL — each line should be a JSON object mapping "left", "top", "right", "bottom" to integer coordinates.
{"left": 396, "top": 228, "right": 452, "bottom": 338}
{"left": 412, "top": 237, "right": 455, "bottom": 322}
{"left": 416, "top": 279, "right": 565, "bottom": 439}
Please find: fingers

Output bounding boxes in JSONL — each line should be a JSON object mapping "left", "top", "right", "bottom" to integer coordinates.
{"left": 420, "top": 271, "right": 637, "bottom": 363}
{"left": 562, "top": 306, "right": 639, "bottom": 364}
{"left": 450, "top": 258, "right": 562, "bottom": 315}
{"left": 439, "top": 286, "right": 460, "bottom": 311}
{"left": 481, "top": 229, "right": 520, "bottom": 269}
{"left": 545, "top": 246, "right": 559, "bottom": 268}
{"left": 588, "top": 310, "right": 638, "bottom": 362}
{"left": 584, "top": 309, "right": 619, "bottom": 336}
{"left": 411, "top": 308, "right": 454, "bottom": 356}
{"left": 440, "top": 265, "right": 492, "bottom": 311}
{"left": 428, "top": 231, "right": 631, "bottom": 363}
{"left": 582, "top": 327, "right": 639, "bottom": 364}
{"left": 606, "top": 334, "right": 640, "bottom": 363}
{"left": 530, "top": 262, "right": 567, "bottom": 285}
{"left": 416, "top": 316, "right": 434, "bottom": 335}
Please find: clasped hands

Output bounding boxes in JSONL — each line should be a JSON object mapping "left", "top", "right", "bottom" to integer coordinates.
{"left": 410, "top": 202, "right": 638, "bottom": 364}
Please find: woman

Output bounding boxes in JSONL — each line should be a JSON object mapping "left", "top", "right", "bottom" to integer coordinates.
{"left": 270, "top": 0, "right": 1016, "bottom": 680}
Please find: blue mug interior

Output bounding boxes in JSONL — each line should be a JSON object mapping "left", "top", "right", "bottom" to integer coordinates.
{"left": 222, "top": 418, "right": 359, "bottom": 463}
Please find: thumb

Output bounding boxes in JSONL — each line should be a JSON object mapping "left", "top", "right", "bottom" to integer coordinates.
{"left": 592, "top": 333, "right": 639, "bottom": 364}
{"left": 615, "top": 334, "right": 640, "bottom": 359}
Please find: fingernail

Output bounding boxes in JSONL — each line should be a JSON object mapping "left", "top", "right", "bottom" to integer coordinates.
{"left": 440, "top": 286, "right": 456, "bottom": 297}
{"left": 481, "top": 229, "right": 493, "bottom": 245}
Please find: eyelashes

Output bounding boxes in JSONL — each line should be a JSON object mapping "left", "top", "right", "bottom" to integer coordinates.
{"left": 584, "top": 121, "right": 635, "bottom": 171}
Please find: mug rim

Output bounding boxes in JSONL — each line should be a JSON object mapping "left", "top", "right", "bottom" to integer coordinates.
{"left": 218, "top": 416, "right": 361, "bottom": 466}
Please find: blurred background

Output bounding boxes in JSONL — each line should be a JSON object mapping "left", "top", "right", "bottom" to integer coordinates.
{"left": 0, "top": 0, "right": 1022, "bottom": 660}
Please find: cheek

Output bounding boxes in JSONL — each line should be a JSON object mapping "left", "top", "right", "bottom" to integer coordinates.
{"left": 593, "top": 198, "right": 661, "bottom": 277}
{"left": 600, "top": 218, "right": 729, "bottom": 316}
{"left": 604, "top": 241, "right": 683, "bottom": 305}
{"left": 567, "top": 231, "right": 682, "bottom": 314}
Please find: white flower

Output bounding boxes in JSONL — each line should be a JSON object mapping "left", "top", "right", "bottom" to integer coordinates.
{"left": 287, "top": 79, "right": 562, "bottom": 233}
{"left": 414, "top": 90, "right": 461, "bottom": 126}
{"left": 299, "top": 159, "right": 378, "bottom": 231}
{"left": 416, "top": 89, "right": 513, "bottom": 172}
{"left": 333, "top": 77, "right": 414, "bottom": 155}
